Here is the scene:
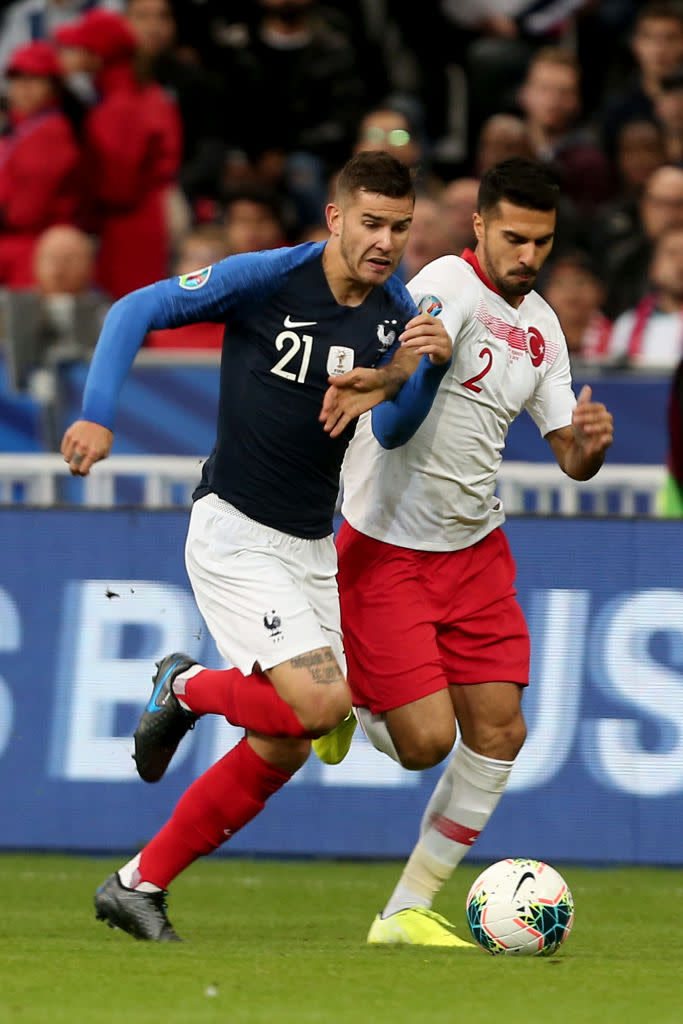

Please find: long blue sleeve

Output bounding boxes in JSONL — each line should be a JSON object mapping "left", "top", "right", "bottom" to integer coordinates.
{"left": 371, "top": 354, "right": 451, "bottom": 449}
{"left": 80, "top": 285, "right": 170, "bottom": 428}
{"left": 79, "top": 244, "right": 321, "bottom": 429}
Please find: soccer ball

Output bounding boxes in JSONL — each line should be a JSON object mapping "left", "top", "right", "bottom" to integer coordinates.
{"left": 465, "top": 858, "right": 574, "bottom": 956}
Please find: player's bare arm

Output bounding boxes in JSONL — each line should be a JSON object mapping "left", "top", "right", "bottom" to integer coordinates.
{"left": 319, "top": 349, "right": 418, "bottom": 439}
{"left": 320, "top": 314, "right": 452, "bottom": 438}
{"left": 546, "top": 385, "right": 614, "bottom": 480}
{"left": 61, "top": 419, "right": 114, "bottom": 476}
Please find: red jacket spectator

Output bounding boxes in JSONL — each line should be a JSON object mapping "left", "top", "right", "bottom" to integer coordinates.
{"left": 0, "top": 40, "right": 80, "bottom": 288}
{"left": 56, "top": 10, "right": 182, "bottom": 299}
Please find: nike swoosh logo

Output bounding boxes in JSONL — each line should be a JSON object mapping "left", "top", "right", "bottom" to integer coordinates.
{"left": 145, "top": 658, "right": 183, "bottom": 714}
{"left": 284, "top": 315, "right": 317, "bottom": 328}
{"left": 512, "top": 870, "right": 536, "bottom": 899}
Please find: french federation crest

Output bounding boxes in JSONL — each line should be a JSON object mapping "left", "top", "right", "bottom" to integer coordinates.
{"left": 377, "top": 320, "right": 397, "bottom": 351}
{"left": 418, "top": 294, "right": 443, "bottom": 317}
{"left": 264, "top": 610, "right": 282, "bottom": 640}
{"left": 179, "top": 266, "right": 212, "bottom": 290}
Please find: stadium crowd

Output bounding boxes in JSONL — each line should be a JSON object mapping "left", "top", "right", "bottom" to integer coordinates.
{"left": 0, "top": 0, "right": 683, "bottom": 502}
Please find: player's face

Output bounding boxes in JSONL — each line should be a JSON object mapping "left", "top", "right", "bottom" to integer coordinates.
{"left": 329, "top": 189, "right": 414, "bottom": 287}
{"left": 473, "top": 200, "right": 555, "bottom": 306}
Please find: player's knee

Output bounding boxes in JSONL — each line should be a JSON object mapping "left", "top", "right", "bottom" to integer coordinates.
{"left": 296, "top": 690, "right": 352, "bottom": 736}
{"left": 250, "top": 735, "right": 311, "bottom": 773}
{"left": 285, "top": 738, "right": 313, "bottom": 771}
{"left": 395, "top": 725, "right": 455, "bottom": 771}
{"left": 472, "top": 712, "right": 526, "bottom": 761}
{"left": 506, "top": 714, "right": 527, "bottom": 757}
{"left": 495, "top": 711, "right": 526, "bottom": 759}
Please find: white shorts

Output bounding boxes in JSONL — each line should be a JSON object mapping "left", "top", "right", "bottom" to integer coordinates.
{"left": 185, "top": 493, "right": 345, "bottom": 675}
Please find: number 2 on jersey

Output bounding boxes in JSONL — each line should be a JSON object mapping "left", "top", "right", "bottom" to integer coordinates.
{"left": 271, "top": 331, "right": 313, "bottom": 383}
{"left": 461, "top": 347, "right": 493, "bottom": 393}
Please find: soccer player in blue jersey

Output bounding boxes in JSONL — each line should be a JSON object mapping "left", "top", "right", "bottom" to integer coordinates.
{"left": 60, "top": 151, "right": 453, "bottom": 942}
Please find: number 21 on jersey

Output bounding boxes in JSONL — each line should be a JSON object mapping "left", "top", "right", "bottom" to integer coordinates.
{"left": 271, "top": 330, "right": 313, "bottom": 383}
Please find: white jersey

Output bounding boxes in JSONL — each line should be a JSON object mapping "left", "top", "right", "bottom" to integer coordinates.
{"left": 341, "top": 250, "right": 576, "bottom": 551}
{"left": 607, "top": 306, "right": 683, "bottom": 369}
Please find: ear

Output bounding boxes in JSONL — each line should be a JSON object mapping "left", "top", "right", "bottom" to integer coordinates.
{"left": 473, "top": 211, "right": 485, "bottom": 243}
{"left": 326, "top": 202, "right": 342, "bottom": 235}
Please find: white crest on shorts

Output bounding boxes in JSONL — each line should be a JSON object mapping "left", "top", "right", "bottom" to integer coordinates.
{"left": 264, "top": 610, "right": 283, "bottom": 640}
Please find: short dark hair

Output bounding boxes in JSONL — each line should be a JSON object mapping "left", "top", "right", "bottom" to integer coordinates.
{"left": 222, "top": 184, "right": 286, "bottom": 224}
{"left": 634, "top": 1, "right": 683, "bottom": 32}
{"left": 546, "top": 248, "right": 600, "bottom": 280}
{"left": 336, "top": 150, "right": 415, "bottom": 203}
{"left": 527, "top": 46, "right": 581, "bottom": 80}
{"left": 477, "top": 158, "right": 560, "bottom": 215}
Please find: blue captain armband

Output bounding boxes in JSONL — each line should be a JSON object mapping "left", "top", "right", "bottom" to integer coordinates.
{"left": 371, "top": 354, "right": 451, "bottom": 449}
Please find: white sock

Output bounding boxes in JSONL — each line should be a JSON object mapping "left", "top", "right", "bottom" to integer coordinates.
{"left": 172, "top": 664, "right": 204, "bottom": 710}
{"left": 382, "top": 742, "right": 514, "bottom": 917}
{"left": 117, "top": 852, "right": 162, "bottom": 893}
{"left": 355, "top": 706, "right": 401, "bottom": 763}
{"left": 419, "top": 757, "right": 452, "bottom": 837}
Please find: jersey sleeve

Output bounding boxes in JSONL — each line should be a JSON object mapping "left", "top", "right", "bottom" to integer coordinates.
{"left": 146, "top": 247, "right": 312, "bottom": 328}
{"left": 371, "top": 272, "right": 450, "bottom": 445}
{"left": 374, "top": 274, "right": 420, "bottom": 367}
{"left": 371, "top": 354, "right": 451, "bottom": 448}
{"left": 80, "top": 245, "right": 316, "bottom": 428}
{"left": 524, "top": 319, "right": 577, "bottom": 437}
{"left": 406, "top": 256, "right": 476, "bottom": 344}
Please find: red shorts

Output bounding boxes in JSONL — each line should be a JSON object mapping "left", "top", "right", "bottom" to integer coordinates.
{"left": 336, "top": 522, "right": 530, "bottom": 714}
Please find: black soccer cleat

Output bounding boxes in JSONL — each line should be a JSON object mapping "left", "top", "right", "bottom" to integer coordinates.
{"left": 133, "top": 652, "right": 199, "bottom": 783}
{"left": 94, "top": 873, "right": 182, "bottom": 942}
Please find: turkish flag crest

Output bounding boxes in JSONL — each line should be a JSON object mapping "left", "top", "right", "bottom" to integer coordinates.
{"left": 527, "top": 326, "right": 546, "bottom": 367}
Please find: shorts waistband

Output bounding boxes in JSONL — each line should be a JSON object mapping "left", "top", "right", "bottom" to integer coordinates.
{"left": 202, "top": 492, "right": 258, "bottom": 525}
{"left": 198, "top": 493, "right": 332, "bottom": 545}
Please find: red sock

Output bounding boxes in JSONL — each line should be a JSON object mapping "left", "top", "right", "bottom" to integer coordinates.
{"left": 138, "top": 738, "right": 292, "bottom": 888}
{"left": 175, "top": 666, "right": 310, "bottom": 737}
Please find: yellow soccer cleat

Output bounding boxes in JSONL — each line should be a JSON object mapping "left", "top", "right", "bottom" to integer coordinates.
{"left": 367, "top": 907, "right": 475, "bottom": 948}
{"left": 311, "top": 709, "right": 357, "bottom": 764}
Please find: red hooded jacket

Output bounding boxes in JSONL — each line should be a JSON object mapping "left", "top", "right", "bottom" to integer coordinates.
{"left": 81, "top": 61, "right": 183, "bottom": 299}
{"left": 0, "top": 107, "right": 80, "bottom": 287}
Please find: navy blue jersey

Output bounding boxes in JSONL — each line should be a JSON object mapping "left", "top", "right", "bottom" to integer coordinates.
{"left": 81, "top": 242, "right": 418, "bottom": 538}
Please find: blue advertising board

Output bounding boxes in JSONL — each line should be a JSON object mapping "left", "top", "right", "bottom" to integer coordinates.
{"left": 55, "top": 363, "right": 670, "bottom": 464}
{"left": 1, "top": 509, "right": 682, "bottom": 864}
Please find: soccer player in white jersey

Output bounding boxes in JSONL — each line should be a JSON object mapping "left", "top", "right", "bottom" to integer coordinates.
{"left": 315, "top": 158, "right": 614, "bottom": 947}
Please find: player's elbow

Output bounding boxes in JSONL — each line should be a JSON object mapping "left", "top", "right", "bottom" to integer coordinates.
{"left": 373, "top": 430, "right": 403, "bottom": 450}
{"left": 371, "top": 416, "right": 408, "bottom": 449}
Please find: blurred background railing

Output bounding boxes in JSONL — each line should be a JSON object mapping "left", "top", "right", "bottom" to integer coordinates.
{"left": 0, "top": 453, "right": 667, "bottom": 516}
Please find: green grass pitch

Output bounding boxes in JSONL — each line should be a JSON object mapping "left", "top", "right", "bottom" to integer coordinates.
{"left": 1, "top": 854, "right": 681, "bottom": 1024}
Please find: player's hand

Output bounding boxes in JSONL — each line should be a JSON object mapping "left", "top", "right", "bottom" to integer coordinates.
{"left": 61, "top": 419, "right": 114, "bottom": 476}
{"left": 319, "top": 368, "right": 388, "bottom": 438}
{"left": 571, "top": 385, "right": 613, "bottom": 458}
{"left": 399, "top": 313, "right": 453, "bottom": 365}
